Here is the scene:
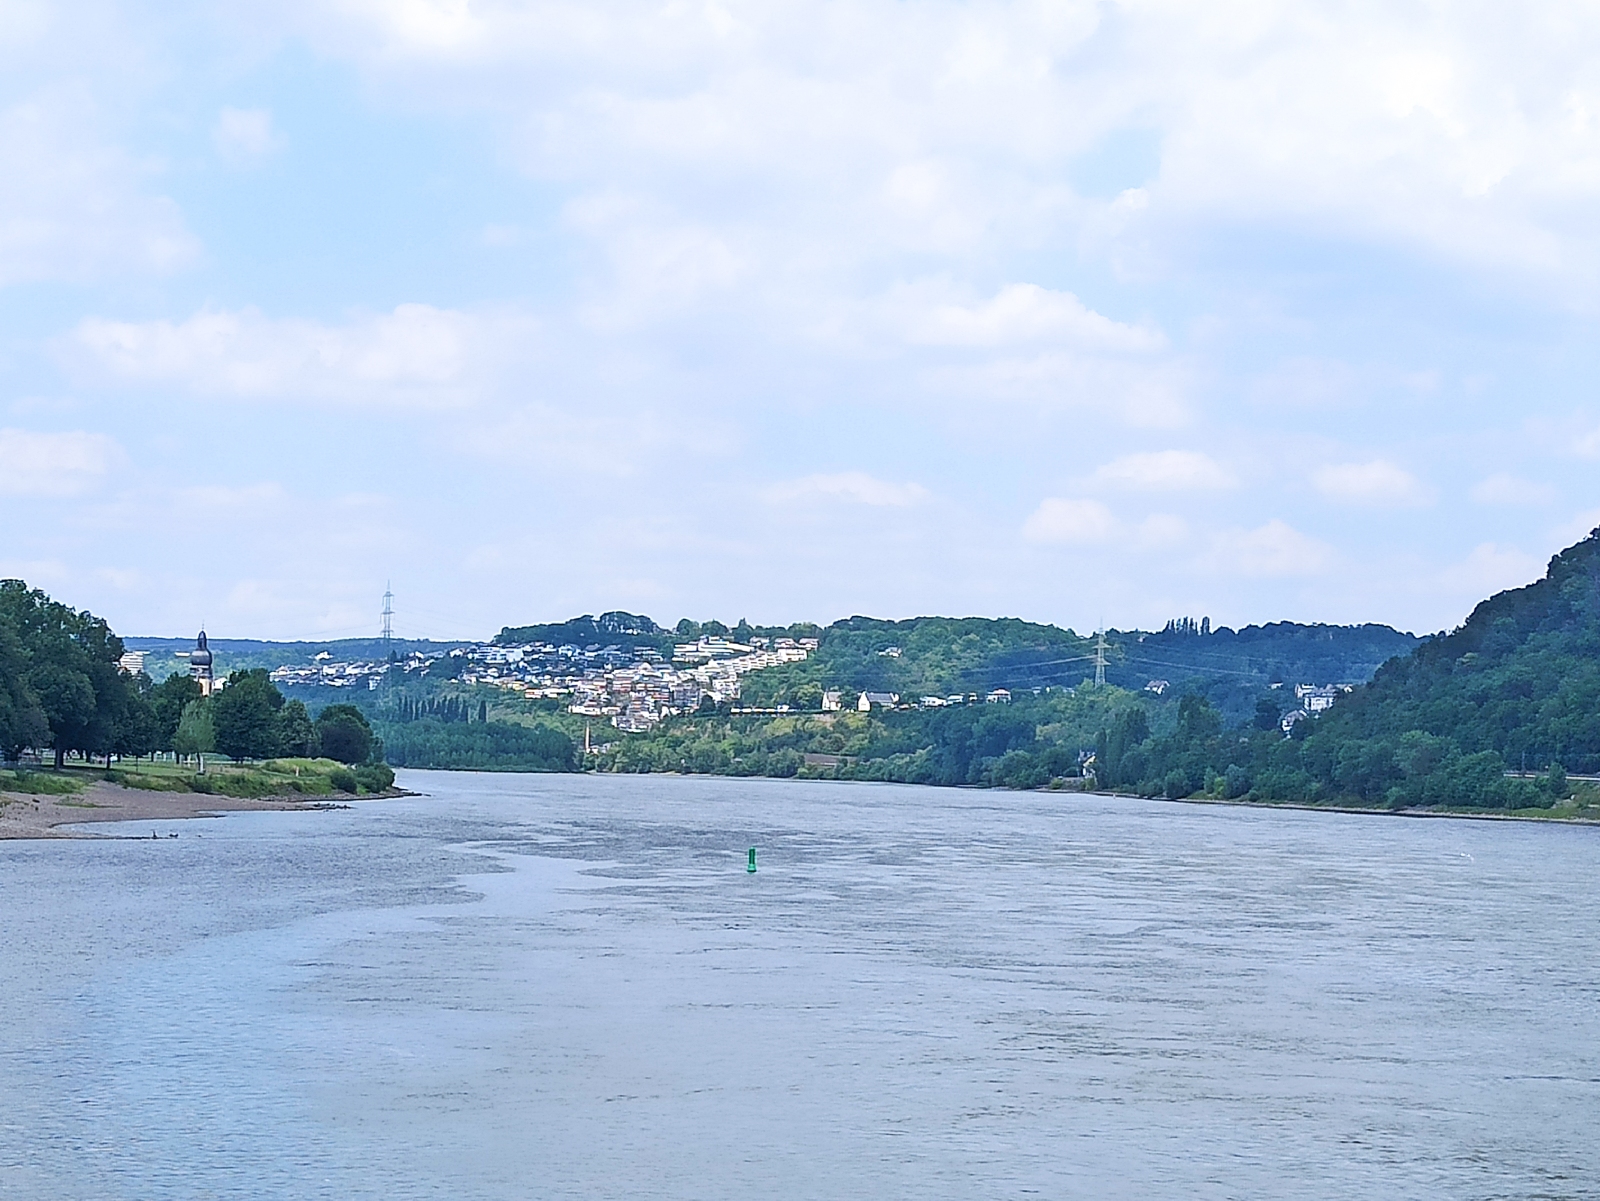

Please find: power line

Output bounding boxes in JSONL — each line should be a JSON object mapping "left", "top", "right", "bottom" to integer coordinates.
{"left": 1119, "top": 652, "right": 1267, "bottom": 679}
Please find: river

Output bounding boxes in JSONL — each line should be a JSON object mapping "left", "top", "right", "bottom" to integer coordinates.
{"left": 1, "top": 770, "right": 1596, "bottom": 1199}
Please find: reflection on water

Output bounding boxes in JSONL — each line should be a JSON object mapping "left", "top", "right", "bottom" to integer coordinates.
{"left": 2, "top": 772, "right": 1598, "bottom": 1199}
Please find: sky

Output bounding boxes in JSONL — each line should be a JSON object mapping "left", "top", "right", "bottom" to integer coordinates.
{"left": 3, "top": 0, "right": 1600, "bottom": 642}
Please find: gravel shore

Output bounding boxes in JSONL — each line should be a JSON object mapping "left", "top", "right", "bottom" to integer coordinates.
{"left": 0, "top": 780, "right": 358, "bottom": 839}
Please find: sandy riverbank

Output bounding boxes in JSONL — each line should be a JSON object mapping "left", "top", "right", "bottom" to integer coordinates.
{"left": 0, "top": 780, "right": 380, "bottom": 839}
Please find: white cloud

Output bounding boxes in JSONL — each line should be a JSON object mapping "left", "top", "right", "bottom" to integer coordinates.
{"left": 1212, "top": 519, "right": 1331, "bottom": 578}
{"left": 763, "top": 471, "right": 929, "bottom": 508}
{"left": 0, "top": 95, "right": 197, "bottom": 286}
{"left": 67, "top": 305, "right": 532, "bottom": 406}
{"left": 1090, "top": 450, "right": 1235, "bottom": 491}
{"left": 286, "top": 0, "right": 1600, "bottom": 291}
{"left": 1313, "top": 460, "right": 1432, "bottom": 506}
{"left": 1136, "top": 513, "right": 1190, "bottom": 547}
{"left": 901, "top": 283, "right": 1164, "bottom": 352}
{"left": 928, "top": 353, "right": 1189, "bottom": 427}
{"left": 0, "top": 428, "right": 119, "bottom": 496}
{"left": 213, "top": 107, "right": 284, "bottom": 166}
{"left": 566, "top": 193, "right": 750, "bottom": 326}
{"left": 1575, "top": 427, "right": 1600, "bottom": 459}
{"left": 1022, "top": 497, "right": 1118, "bottom": 545}
{"left": 1471, "top": 473, "right": 1554, "bottom": 506}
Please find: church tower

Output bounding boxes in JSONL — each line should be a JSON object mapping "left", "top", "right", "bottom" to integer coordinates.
{"left": 190, "top": 630, "right": 215, "bottom": 696}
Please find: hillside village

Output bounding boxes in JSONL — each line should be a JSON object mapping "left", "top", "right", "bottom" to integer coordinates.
{"left": 269, "top": 633, "right": 821, "bottom": 732}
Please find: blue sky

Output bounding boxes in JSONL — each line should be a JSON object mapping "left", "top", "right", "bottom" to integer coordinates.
{"left": 3, "top": 0, "right": 1599, "bottom": 641}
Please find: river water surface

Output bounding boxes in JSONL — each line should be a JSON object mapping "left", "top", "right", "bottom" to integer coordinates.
{"left": 2, "top": 771, "right": 1597, "bottom": 1199}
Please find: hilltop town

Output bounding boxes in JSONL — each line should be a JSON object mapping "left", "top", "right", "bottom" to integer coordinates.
{"left": 267, "top": 631, "right": 819, "bottom": 733}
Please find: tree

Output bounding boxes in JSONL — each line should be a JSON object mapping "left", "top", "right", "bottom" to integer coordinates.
{"left": 1095, "top": 707, "right": 1150, "bottom": 788}
{"left": 172, "top": 700, "right": 216, "bottom": 772}
{"left": 151, "top": 673, "right": 203, "bottom": 752}
{"left": 1253, "top": 697, "right": 1282, "bottom": 731}
{"left": 30, "top": 662, "right": 97, "bottom": 768}
{"left": 0, "top": 579, "right": 131, "bottom": 766}
{"left": 212, "top": 669, "right": 285, "bottom": 760}
{"left": 276, "top": 699, "right": 320, "bottom": 757}
{"left": 0, "top": 615, "right": 47, "bottom": 760}
{"left": 112, "top": 673, "right": 162, "bottom": 760}
{"left": 316, "top": 703, "right": 375, "bottom": 764}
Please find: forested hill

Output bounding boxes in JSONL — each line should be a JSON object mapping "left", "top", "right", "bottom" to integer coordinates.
{"left": 740, "top": 616, "right": 1092, "bottom": 705}
{"left": 1112, "top": 621, "right": 1420, "bottom": 691}
{"left": 738, "top": 614, "right": 1417, "bottom": 715}
{"left": 1300, "top": 527, "right": 1600, "bottom": 779}
{"left": 494, "top": 612, "right": 670, "bottom": 652}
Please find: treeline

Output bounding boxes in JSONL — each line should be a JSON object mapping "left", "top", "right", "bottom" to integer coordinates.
{"left": 380, "top": 719, "right": 575, "bottom": 771}
{"left": 1, "top": 580, "right": 391, "bottom": 787}
{"left": 387, "top": 694, "right": 485, "bottom": 724}
{"left": 1091, "top": 692, "right": 1573, "bottom": 810}
{"left": 606, "top": 683, "right": 1574, "bottom": 811}
{"left": 2, "top": 580, "right": 162, "bottom": 766}
{"left": 183, "top": 668, "right": 389, "bottom": 775}
{"left": 602, "top": 689, "right": 1138, "bottom": 788}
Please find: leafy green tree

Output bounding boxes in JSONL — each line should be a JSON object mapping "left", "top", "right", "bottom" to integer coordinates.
{"left": 30, "top": 662, "right": 97, "bottom": 768}
{"left": 791, "top": 682, "right": 823, "bottom": 710}
{"left": 1253, "top": 698, "right": 1282, "bottom": 731}
{"left": 316, "top": 703, "right": 375, "bottom": 764}
{"left": 276, "top": 699, "right": 320, "bottom": 757}
{"left": 1542, "top": 763, "right": 1569, "bottom": 800}
{"left": 0, "top": 579, "right": 134, "bottom": 766}
{"left": 1095, "top": 708, "right": 1150, "bottom": 788}
{"left": 113, "top": 673, "right": 162, "bottom": 760}
{"left": 151, "top": 673, "right": 202, "bottom": 751}
{"left": 212, "top": 669, "right": 285, "bottom": 760}
{"left": 0, "top": 615, "right": 48, "bottom": 760}
{"left": 172, "top": 700, "right": 216, "bottom": 772}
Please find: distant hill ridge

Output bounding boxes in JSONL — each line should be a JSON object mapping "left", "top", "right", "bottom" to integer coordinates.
{"left": 127, "top": 614, "right": 1420, "bottom": 699}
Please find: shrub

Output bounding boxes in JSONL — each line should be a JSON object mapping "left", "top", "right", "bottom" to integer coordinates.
{"left": 329, "top": 767, "right": 359, "bottom": 793}
{"left": 353, "top": 763, "right": 394, "bottom": 793}
{"left": 1223, "top": 764, "right": 1252, "bottom": 799}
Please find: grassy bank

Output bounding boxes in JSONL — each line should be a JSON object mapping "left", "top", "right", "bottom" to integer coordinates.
{"left": 0, "top": 768, "right": 89, "bottom": 796}
{"left": 1, "top": 758, "right": 395, "bottom": 800}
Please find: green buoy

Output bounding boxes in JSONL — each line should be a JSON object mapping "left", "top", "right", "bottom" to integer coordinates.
{"left": 747, "top": 847, "right": 757, "bottom": 873}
